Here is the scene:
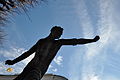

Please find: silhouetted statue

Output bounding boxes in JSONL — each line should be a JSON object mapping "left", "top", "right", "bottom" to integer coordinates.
{"left": 5, "top": 26, "right": 100, "bottom": 80}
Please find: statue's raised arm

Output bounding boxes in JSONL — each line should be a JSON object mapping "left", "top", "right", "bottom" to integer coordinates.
{"left": 60, "top": 36, "right": 100, "bottom": 45}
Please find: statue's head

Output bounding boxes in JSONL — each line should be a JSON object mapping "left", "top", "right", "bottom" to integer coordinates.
{"left": 50, "top": 26, "right": 63, "bottom": 39}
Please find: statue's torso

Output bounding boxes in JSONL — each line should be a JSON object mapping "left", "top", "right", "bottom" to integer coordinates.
{"left": 25, "top": 39, "right": 62, "bottom": 75}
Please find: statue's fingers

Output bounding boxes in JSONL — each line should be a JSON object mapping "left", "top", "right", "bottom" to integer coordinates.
{"left": 5, "top": 60, "right": 10, "bottom": 65}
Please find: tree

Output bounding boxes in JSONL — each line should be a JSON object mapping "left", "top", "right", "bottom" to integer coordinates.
{"left": 0, "top": 0, "right": 45, "bottom": 45}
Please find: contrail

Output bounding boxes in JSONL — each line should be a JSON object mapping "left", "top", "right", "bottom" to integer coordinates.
{"left": 68, "top": 0, "right": 99, "bottom": 80}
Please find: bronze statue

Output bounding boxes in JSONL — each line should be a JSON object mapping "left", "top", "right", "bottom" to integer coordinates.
{"left": 5, "top": 26, "right": 100, "bottom": 80}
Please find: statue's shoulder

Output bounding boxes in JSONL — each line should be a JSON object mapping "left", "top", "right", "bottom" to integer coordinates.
{"left": 37, "top": 38, "right": 46, "bottom": 43}
{"left": 57, "top": 39, "right": 64, "bottom": 41}
{"left": 39, "top": 38, "right": 45, "bottom": 41}
{"left": 55, "top": 39, "right": 64, "bottom": 43}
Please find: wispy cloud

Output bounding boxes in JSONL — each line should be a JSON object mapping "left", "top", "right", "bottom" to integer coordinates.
{"left": 98, "top": 0, "right": 120, "bottom": 77}
{"left": 82, "top": 73, "right": 101, "bottom": 80}
{"left": 89, "top": 75, "right": 100, "bottom": 80}
{"left": 48, "top": 65, "right": 58, "bottom": 72}
{"left": 52, "top": 68, "right": 58, "bottom": 72}
{"left": 68, "top": 0, "right": 96, "bottom": 79}
{"left": 81, "top": 0, "right": 120, "bottom": 79}
{"left": 101, "top": 74, "right": 120, "bottom": 80}
{"left": 69, "top": 0, "right": 120, "bottom": 80}
{"left": 47, "top": 56, "right": 63, "bottom": 73}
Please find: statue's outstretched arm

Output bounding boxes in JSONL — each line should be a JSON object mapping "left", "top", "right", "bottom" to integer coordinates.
{"left": 5, "top": 43, "right": 37, "bottom": 65}
{"left": 60, "top": 36, "right": 100, "bottom": 45}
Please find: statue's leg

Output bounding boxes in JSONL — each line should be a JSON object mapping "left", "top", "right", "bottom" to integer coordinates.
{"left": 23, "top": 70, "right": 41, "bottom": 80}
{"left": 13, "top": 70, "right": 41, "bottom": 80}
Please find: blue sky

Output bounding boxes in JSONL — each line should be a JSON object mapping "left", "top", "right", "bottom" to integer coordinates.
{"left": 0, "top": 0, "right": 120, "bottom": 80}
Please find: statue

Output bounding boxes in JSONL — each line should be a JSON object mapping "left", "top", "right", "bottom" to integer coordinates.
{"left": 5, "top": 26, "right": 100, "bottom": 80}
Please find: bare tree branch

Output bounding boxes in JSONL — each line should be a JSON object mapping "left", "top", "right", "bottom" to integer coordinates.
{"left": 0, "top": 0, "right": 46, "bottom": 45}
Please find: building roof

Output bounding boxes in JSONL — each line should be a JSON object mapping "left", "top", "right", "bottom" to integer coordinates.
{"left": 0, "top": 74, "right": 68, "bottom": 80}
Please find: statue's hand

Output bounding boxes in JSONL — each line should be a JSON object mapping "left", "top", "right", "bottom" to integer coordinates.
{"left": 93, "top": 36, "right": 100, "bottom": 42}
{"left": 5, "top": 60, "right": 14, "bottom": 65}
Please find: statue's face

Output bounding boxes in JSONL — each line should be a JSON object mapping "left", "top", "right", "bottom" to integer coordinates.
{"left": 51, "top": 29, "right": 63, "bottom": 39}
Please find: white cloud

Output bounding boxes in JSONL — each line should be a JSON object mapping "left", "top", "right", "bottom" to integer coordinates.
{"left": 48, "top": 65, "right": 53, "bottom": 69}
{"left": 48, "top": 65, "right": 58, "bottom": 73}
{"left": 53, "top": 56, "right": 63, "bottom": 65}
{"left": 89, "top": 75, "right": 100, "bottom": 80}
{"left": 52, "top": 68, "right": 58, "bottom": 72}
{"left": 82, "top": 73, "right": 101, "bottom": 80}
{"left": 47, "top": 56, "right": 63, "bottom": 73}
{"left": 0, "top": 47, "right": 26, "bottom": 58}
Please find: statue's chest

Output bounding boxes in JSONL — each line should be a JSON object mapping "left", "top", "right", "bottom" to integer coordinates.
{"left": 36, "top": 40, "right": 61, "bottom": 59}
{"left": 41, "top": 42, "right": 53, "bottom": 52}
{"left": 36, "top": 41, "right": 54, "bottom": 57}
